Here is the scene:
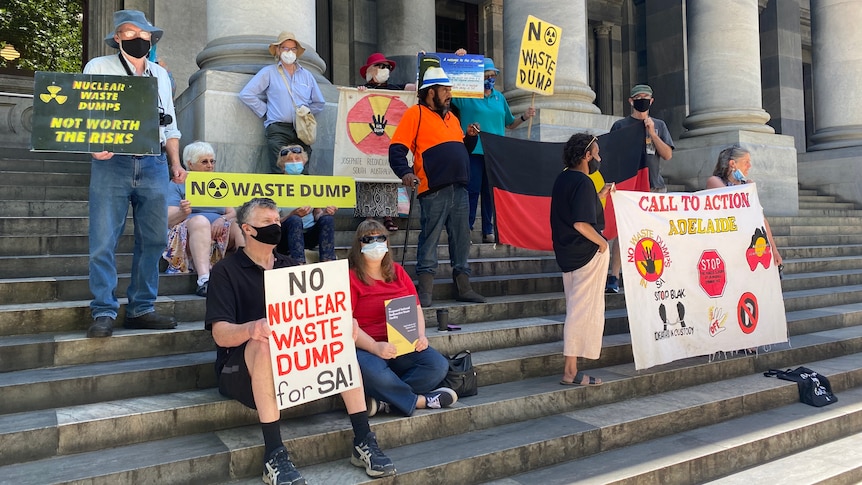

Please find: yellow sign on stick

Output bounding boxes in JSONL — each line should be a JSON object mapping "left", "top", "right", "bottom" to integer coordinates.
{"left": 185, "top": 172, "right": 357, "bottom": 208}
{"left": 516, "top": 15, "right": 562, "bottom": 95}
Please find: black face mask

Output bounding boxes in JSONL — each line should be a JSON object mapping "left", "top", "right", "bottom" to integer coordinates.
{"left": 632, "top": 98, "right": 651, "bottom": 113}
{"left": 121, "top": 38, "right": 151, "bottom": 59}
{"left": 588, "top": 158, "right": 601, "bottom": 174}
{"left": 249, "top": 223, "right": 282, "bottom": 246}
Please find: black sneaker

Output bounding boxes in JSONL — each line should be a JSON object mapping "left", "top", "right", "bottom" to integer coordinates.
{"left": 87, "top": 316, "right": 114, "bottom": 338}
{"left": 350, "top": 431, "right": 396, "bottom": 477}
{"left": 195, "top": 281, "right": 208, "bottom": 297}
{"left": 605, "top": 275, "right": 620, "bottom": 294}
{"left": 263, "top": 446, "right": 305, "bottom": 485}
{"left": 424, "top": 387, "right": 457, "bottom": 409}
{"left": 123, "top": 311, "right": 177, "bottom": 330}
{"left": 366, "top": 396, "right": 391, "bottom": 417}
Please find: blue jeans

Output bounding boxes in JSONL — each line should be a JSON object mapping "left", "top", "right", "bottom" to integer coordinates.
{"left": 277, "top": 214, "right": 335, "bottom": 263}
{"left": 468, "top": 154, "right": 494, "bottom": 236}
{"left": 356, "top": 347, "right": 449, "bottom": 416}
{"left": 416, "top": 184, "right": 471, "bottom": 276}
{"left": 89, "top": 154, "right": 169, "bottom": 319}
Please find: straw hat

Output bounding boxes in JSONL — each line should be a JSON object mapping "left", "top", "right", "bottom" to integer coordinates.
{"left": 268, "top": 31, "right": 306, "bottom": 57}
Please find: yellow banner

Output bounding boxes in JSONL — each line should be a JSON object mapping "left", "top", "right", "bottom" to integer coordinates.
{"left": 516, "top": 15, "right": 562, "bottom": 95}
{"left": 185, "top": 172, "right": 356, "bottom": 208}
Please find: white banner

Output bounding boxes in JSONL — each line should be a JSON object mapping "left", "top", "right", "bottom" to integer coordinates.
{"left": 333, "top": 87, "right": 415, "bottom": 183}
{"left": 265, "top": 259, "right": 360, "bottom": 409}
{"left": 613, "top": 184, "right": 788, "bottom": 370}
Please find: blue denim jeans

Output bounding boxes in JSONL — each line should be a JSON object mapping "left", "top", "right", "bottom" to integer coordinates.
{"left": 89, "top": 153, "right": 169, "bottom": 319}
{"left": 356, "top": 347, "right": 449, "bottom": 416}
{"left": 468, "top": 153, "right": 494, "bottom": 236}
{"left": 277, "top": 214, "right": 335, "bottom": 263}
{"left": 416, "top": 184, "right": 471, "bottom": 276}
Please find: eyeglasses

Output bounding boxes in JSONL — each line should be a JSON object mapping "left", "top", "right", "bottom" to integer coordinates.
{"left": 280, "top": 46, "right": 299, "bottom": 52}
{"left": 484, "top": 75, "right": 497, "bottom": 81}
{"left": 584, "top": 136, "right": 597, "bottom": 155}
{"left": 196, "top": 158, "right": 215, "bottom": 165}
{"left": 374, "top": 63, "right": 391, "bottom": 69}
{"left": 280, "top": 146, "right": 304, "bottom": 156}
{"left": 360, "top": 235, "right": 387, "bottom": 244}
{"left": 117, "top": 30, "right": 152, "bottom": 41}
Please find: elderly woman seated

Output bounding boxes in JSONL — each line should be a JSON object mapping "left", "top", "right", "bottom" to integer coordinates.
{"left": 275, "top": 144, "right": 336, "bottom": 263}
{"left": 163, "top": 141, "right": 244, "bottom": 296}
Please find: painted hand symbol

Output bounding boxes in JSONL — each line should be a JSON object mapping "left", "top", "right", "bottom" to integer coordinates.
{"left": 369, "top": 114, "right": 387, "bottom": 136}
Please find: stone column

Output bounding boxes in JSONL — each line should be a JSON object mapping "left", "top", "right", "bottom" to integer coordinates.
{"left": 682, "top": 0, "right": 773, "bottom": 137}
{"left": 503, "top": 0, "right": 615, "bottom": 141}
{"left": 176, "top": 0, "right": 338, "bottom": 175}
{"left": 594, "top": 24, "right": 613, "bottom": 114}
{"left": 808, "top": 0, "right": 862, "bottom": 150}
{"left": 666, "top": 0, "right": 798, "bottom": 216}
{"left": 377, "top": 0, "right": 436, "bottom": 87}
{"left": 482, "top": 0, "right": 505, "bottom": 89}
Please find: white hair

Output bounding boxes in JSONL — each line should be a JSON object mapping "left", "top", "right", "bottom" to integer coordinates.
{"left": 182, "top": 141, "right": 215, "bottom": 166}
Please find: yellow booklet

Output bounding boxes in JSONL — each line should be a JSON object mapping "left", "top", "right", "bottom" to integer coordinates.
{"left": 385, "top": 295, "right": 419, "bottom": 356}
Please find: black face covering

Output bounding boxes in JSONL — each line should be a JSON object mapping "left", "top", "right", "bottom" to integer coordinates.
{"left": 588, "top": 158, "right": 601, "bottom": 174}
{"left": 249, "top": 223, "right": 282, "bottom": 246}
{"left": 121, "top": 38, "right": 151, "bottom": 59}
{"left": 632, "top": 98, "right": 651, "bottom": 113}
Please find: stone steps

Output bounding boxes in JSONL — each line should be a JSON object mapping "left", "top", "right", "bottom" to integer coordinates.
{"left": 0, "top": 171, "right": 90, "bottom": 187}
{"left": 483, "top": 359, "right": 862, "bottom": 485}
{"left": 3, "top": 331, "right": 862, "bottom": 484}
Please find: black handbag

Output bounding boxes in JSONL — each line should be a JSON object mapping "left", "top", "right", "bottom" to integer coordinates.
{"left": 442, "top": 350, "right": 477, "bottom": 397}
{"left": 764, "top": 366, "right": 837, "bottom": 407}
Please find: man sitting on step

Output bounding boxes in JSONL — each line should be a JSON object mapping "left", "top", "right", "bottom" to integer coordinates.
{"left": 205, "top": 197, "right": 395, "bottom": 485}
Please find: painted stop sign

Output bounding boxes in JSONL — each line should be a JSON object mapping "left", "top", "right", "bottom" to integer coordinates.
{"left": 698, "top": 250, "right": 726, "bottom": 297}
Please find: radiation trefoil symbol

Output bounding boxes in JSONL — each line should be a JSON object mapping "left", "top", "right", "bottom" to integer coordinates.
{"left": 346, "top": 94, "right": 409, "bottom": 155}
{"left": 207, "top": 178, "right": 229, "bottom": 199}
{"left": 40, "top": 85, "right": 67, "bottom": 104}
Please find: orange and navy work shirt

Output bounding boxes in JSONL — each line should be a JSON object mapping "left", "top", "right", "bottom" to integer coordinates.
{"left": 388, "top": 104, "right": 474, "bottom": 196}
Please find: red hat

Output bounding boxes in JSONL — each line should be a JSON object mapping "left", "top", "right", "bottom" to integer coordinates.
{"left": 360, "top": 53, "right": 396, "bottom": 79}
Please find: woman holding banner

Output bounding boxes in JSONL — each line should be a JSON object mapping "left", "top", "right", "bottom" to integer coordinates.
{"left": 706, "top": 145, "right": 783, "bottom": 267}
{"left": 348, "top": 220, "right": 456, "bottom": 416}
{"left": 551, "top": 133, "right": 613, "bottom": 386}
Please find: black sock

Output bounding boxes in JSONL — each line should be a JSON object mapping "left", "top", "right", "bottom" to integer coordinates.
{"left": 261, "top": 420, "right": 283, "bottom": 459}
{"left": 349, "top": 411, "right": 371, "bottom": 446}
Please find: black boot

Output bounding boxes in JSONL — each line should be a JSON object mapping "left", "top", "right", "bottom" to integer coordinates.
{"left": 417, "top": 273, "right": 434, "bottom": 307}
{"left": 453, "top": 273, "right": 485, "bottom": 303}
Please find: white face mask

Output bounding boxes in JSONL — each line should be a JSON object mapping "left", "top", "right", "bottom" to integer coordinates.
{"left": 280, "top": 51, "right": 297, "bottom": 65}
{"left": 374, "top": 68, "right": 390, "bottom": 83}
{"left": 361, "top": 241, "right": 388, "bottom": 261}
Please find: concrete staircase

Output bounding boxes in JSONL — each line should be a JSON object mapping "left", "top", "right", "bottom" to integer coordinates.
{"left": 2, "top": 148, "right": 862, "bottom": 484}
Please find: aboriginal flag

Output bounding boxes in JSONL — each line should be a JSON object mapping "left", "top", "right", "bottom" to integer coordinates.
{"left": 482, "top": 122, "right": 648, "bottom": 251}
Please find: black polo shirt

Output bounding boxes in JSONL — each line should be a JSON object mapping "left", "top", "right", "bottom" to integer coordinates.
{"left": 205, "top": 249, "right": 298, "bottom": 373}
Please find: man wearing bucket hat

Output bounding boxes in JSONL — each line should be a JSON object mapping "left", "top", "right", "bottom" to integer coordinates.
{"left": 605, "top": 83, "right": 674, "bottom": 294}
{"left": 240, "top": 31, "right": 325, "bottom": 174}
{"left": 82, "top": 10, "right": 185, "bottom": 338}
{"left": 388, "top": 57, "right": 486, "bottom": 307}
{"left": 451, "top": 53, "right": 535, "bottom": 243}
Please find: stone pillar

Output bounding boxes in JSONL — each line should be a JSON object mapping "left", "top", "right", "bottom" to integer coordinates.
{"left": 176, "top": 0, "right": 338, "bottom": 175}
{"left": 798, "top": 0, "right": 862, "bottom": 207}
{"left": 377, "top": 0, "right": 436, "bottom": 87}
{"left": 808, "top": 0, "right": 862, "bottom": 150}
{"left": 594, "top": 24, "right": 613, "bottom": 114}
{"left": 759, "top": 0, "right": 806, "bottom": 153}
{"left": 666, "top": 0, "right": 798, "bottom": 216}
{"left": 482, "top": 0, "right": 505, "bottom": 89}
{"left": 503, "top": 0, "right": 618, "bottom": 141}
{"left": 87, "top": 0, "right": 123, "bottom": 60}
{"left": 682, "top": 0, "right": 773, "bottom": 137}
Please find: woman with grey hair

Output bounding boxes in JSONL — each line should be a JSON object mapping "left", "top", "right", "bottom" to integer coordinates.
{"left": 706, "top": 145, "right": 783, "bottom": 267}
{"left": 164, "top": 141, "right": 244, "bottom": 296}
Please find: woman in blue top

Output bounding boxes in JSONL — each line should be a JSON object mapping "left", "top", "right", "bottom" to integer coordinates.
{"left": 451, "top": 52, "right": 535, "bottom": 242}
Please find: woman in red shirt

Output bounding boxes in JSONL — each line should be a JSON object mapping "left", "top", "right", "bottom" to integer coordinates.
{"left": 349, "top": 220, "right": 456, "bottom": 416}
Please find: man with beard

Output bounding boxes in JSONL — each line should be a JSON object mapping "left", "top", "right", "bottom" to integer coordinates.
{"left": 605, "top": 84, "right": 674, "bottom": 293}
{"left": 388, "top": 62, "right": 485, "bottom": 307}
{"left": 83, "top": 10, "right": 186, "bottom": 338}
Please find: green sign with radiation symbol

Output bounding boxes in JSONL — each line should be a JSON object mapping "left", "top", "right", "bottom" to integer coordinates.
{"left": 31, "top": 71, "right": 161, "bottom": 155}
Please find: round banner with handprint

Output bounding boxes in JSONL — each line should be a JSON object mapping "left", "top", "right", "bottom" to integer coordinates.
{"left": 346, "top": 94, "right": 408, "bottom": 155}
{"left": 633, "top": 237, "right": 665, "bottom": 282}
